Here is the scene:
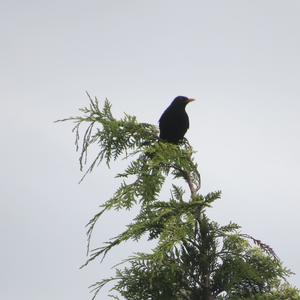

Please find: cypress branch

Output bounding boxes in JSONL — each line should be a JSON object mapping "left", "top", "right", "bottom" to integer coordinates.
{"left": 58, "top": 95, "right": 299, "bottom": 300}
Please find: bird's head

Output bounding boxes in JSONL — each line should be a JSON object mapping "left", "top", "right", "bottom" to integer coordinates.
{"left": 172, "top": 96, "right": 195, "bottom": 107}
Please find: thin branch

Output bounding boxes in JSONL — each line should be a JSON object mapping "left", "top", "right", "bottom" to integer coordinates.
{"left": 242, "top": 234, "right": 279, "bottom": 261}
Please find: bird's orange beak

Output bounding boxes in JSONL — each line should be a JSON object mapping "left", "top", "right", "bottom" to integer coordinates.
{"left": 187, "top": 98, "right": 195, "bottom": 103}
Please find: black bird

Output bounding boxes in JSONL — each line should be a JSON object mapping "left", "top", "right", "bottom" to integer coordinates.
{"left": 159, "top": 96, "right": 195, "bottom": 144}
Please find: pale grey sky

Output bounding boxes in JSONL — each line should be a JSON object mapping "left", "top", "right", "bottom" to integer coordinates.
{"left": 1, "top": 1, "right": 300, "bottom": 299}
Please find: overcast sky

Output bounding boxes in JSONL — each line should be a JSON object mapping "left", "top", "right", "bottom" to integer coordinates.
{"left": 1, "top": 1, "right": 300, "bottom": 299}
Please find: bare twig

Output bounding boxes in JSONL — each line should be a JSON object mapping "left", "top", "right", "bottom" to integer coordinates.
{"left": 242, "top": 234, "right": 279, "bottom": 261}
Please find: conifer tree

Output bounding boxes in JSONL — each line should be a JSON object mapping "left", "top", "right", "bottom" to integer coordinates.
{"left": 58, "top": 94, "right": 300, "bottom": 300}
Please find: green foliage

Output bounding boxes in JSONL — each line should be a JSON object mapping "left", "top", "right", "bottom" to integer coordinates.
{"left": 91, "top": 217, "right": 291, "bottom": 299}
{"left": 219, "top": 284, "right": 300, "bottom": 300}
{"left": 59, "top": 95, "right": 299, "bottom": 300}
{"left": 57, "top": 93, "right": 158, "bottom": 181}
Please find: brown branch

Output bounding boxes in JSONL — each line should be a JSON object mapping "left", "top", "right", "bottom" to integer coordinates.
{"left": 170, "top": 164, "right": 201, "bottom": 198}
{"left": 242, "top": 234, "right": 279, "bottom": 261}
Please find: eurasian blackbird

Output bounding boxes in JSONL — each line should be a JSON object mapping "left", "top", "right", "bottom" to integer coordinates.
{"left": 159, "top": 96, "right": 195, "bottom": 144}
